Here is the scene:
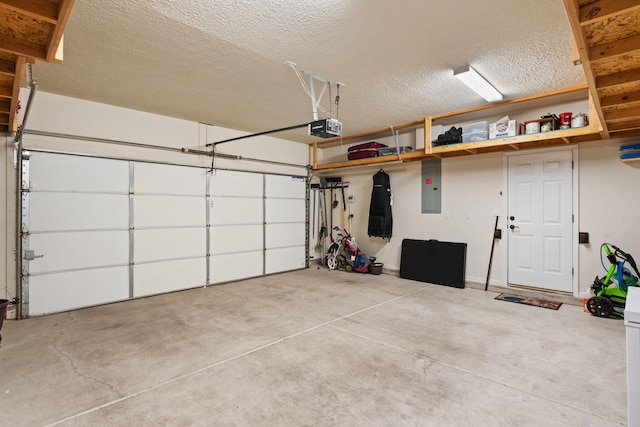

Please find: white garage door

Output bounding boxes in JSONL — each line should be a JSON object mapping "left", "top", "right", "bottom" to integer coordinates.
{"left": 21, "top": 151, "right": 307, "bottom": 316}
{"left": 264, "top": 175, "right": 306, "bottom": 274}
{"left": 25, "top": 153, "right": 130, "bottom": 315}
{"left": 132, "top": 162, "right": 208, "bottom": 297}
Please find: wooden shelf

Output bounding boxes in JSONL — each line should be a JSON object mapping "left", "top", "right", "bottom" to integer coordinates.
{"left": 312, "top": 87, "right": 604, "bottom": 171}
{"left": 430, "top": 125, "right": 600, "bottom": 156}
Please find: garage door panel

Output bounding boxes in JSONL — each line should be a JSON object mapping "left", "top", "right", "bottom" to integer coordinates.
{"left": 265, "top": 175, "right": 305, "bottom": 198}
{"left": 265, "top": 223, "right": 305, "bottom": 249}
{"left": 134, "top": 163, "right": 205, "bottom": 195}
{"left": 25, "top": 151, "right": 307, "bottom": 316}
{"left": 29, "top": 267, "right": 129, "bottom": 316}
{"left": 29, "top": 193, "right": 128, "bottom": 231}
{"left": 210, "top": 225, "right": 263, "bottom": 254}
{"left": 265, "top": 199, "right": 305, "bottom": 223}
{"left": 210, "top": 252, "right": 263, "bottom": 284}
{"left": 266, "top": 247, "right": 305, "bottom": 274}
{"left": 30, "top": 153, "right": 129, "bottom": 193}
{"left": 134, "top": 195, "right": 205, "bottom": 227}
{"left": 211, "top": 170, "right": 262, "bottom": 197}
{"left": 134, "top": 228, "right": 206, "bottom": 263}
{"left": 133, "top": 258, "right": 206, "bottom": 297}
{"left": 210, "top": 198, "right": 262, "bottom": 225}
{"left": 29, "top": 231, "right": 129, "bottom": 274}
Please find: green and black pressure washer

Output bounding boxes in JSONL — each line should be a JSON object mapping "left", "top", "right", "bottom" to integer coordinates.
{"left": 587, "top": 243, "right": 640, "bottom": 318}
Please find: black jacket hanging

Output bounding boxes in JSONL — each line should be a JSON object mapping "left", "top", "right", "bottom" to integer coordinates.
{"left": 368, "top": 169, "right": 392, "bottom": 239}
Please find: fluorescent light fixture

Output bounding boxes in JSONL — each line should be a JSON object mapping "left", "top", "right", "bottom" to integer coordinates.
{"left": 453, "top": 65, "right": 503, "bottom": 102}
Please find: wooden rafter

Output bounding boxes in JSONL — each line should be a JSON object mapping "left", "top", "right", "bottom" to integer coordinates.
{"left": 562, "top": 0, "right": 610, "bottom": 138}
{"left": 0, "top": 0, "right": 75, "bottom": 132}
{"left": 563, "top": 0, "right": 640, "bottom": 138}
{"left": 578, "top": 0, "right": 640, "bottom": 25}
{"left": 46, "top": 1, "right": 75, "bottom": 62}
{"left": 8, "top": 55, "right": 24, "bottom": 132}
{"left": 0, "top": 34, "right": 47, "bottom": 61}
{"left": 0, "top": 0, "right": 59, "bottom": 24}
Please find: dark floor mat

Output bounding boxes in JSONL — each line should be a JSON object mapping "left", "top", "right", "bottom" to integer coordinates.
{"left": 495, "top": 293, "right": 562, "bottom": 310}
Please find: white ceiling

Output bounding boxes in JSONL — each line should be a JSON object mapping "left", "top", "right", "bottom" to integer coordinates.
{"left": 31, "top": 0, "right": 586, "bottom": 143}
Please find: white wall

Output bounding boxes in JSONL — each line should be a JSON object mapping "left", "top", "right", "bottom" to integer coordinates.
{"left": 2, "top": 90, "right": 309, "bottom": 303}
{"left": 321, "top": 154, "right": 503, "bottom": 283}
{"left": 315, "top": 138, "right": 640, "bottom": 296}
{"left": 579, "top": 139, "right": 640, "bottom": 295}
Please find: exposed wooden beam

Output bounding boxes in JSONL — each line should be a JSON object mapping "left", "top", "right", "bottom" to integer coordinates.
{"left": 600, "top": 90, "right": 640, "bottom": 108}
{"left": 54, "top": 34, "right": 64, "bottom": 63}
{"left": 0, "top": 58, "right": 15, "bottom": 76}
{"left": 589, "top": 33, "right": 640, "bottom": 63}
{"left": 605, "top": 105, "right": 640, "bottom": 122}
{"left": 611, "top": 129, "right": 640, "bottom": 139}
{"left": 8, "top": 56, "right": 24, "bottom": 132}
{"left": 579, "top": 0, "right": 640, "bottom": 25}
{"left": 0, "top": 33, "right": 47, "bottom": 60}
{"left": 0, "top": 86, "right": 12, "bottom": 99}
{"left": 562, "top": 0, "right": 610, "bottom": 137}
{"left": 46, "top": 0, "right": 76, "bottom": 62}
{"left": 607, "top": 118, "right": 640, "bottom": 132}
{"left": 0, "top": 98, "right": 10, "bottom": 113}
{"left": 0, "top": 0, "right": 58, "bottom": 24}
{"left": 596, "top": 68, "right": 640, "bottom": 89}
{"left": 572, "top": 38, "right": 582, "bottom": 65}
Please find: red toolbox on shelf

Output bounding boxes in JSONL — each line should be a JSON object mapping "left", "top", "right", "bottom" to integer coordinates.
{"left": 347, "top": 142, "right": 387, "bottom": 160}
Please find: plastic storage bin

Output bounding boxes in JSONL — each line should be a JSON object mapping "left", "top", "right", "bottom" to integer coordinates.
{"left": 461, "top": 121, "right": 489, "bottom": 135}
{"left": 378, "top": 146, "right": 412, "bottom": 156}
{"left": 462, "top": 131, "right": 489, "bottom": 143}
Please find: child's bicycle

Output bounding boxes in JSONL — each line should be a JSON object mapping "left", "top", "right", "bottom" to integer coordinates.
{"left": 325, "top": 227, "right": 370, "bottom": 273}
{"left": 326, "top": 228, "right": 346, "bottom": 271}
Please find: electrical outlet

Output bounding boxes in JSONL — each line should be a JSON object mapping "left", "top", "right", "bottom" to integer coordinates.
{"left": 443, "top": 211, "right": 450, "bottom": 220}
{"left": 465, "top": 211, "right": 471, "bottom": 220}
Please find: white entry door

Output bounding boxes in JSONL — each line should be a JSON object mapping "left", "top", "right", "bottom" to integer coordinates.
{"left": 507, "top": 149, "right": 574, "bottom": 293}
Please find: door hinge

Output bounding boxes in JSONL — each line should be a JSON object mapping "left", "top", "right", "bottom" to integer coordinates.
{"left": 572, "top": 214, "right": 574, "bottom": 223}
{"left": 572, "top": 267, "right": 574, "bottom": 276}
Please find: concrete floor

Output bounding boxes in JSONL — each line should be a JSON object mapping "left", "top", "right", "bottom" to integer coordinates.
{"left": 0, "top": 268, "right": 628, "bottom": 426}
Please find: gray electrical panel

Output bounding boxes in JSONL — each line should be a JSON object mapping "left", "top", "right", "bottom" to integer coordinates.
{"left": 421, "top": 159, "right": 441, "bottom": 213}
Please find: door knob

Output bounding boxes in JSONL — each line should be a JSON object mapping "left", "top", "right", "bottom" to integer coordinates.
{"left": 509, "top": 225, "right": 519, "bottom": 230}
{"left": 510, "top": 216, "right": 515, "bottom": 220}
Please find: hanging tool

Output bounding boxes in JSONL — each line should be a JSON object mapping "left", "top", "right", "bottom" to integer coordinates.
{"left": 315, "top": 189, "right": 323, "bottom": 254}
{"left": 340, "top": 184, "right": 347, "bottom": 233}
{"left": 329, "top": 186, "right": 334, "bottom": 240}
{"left": 485, "top": 216, "right": 500, "bottom": 291}
{"left": 311, "top": 185, "right": 317, "bottom": 236}
{"left": 348, "top": 196, "right": 354, "bottom": 233}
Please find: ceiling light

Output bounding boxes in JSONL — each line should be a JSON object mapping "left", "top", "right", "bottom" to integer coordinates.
{"left": 453, "top": 65, "right": 503, "bottom": 102}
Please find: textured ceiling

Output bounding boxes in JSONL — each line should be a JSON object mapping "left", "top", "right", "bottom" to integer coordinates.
{"left": 31, "top": 0, "right": 586, "bottom": 143}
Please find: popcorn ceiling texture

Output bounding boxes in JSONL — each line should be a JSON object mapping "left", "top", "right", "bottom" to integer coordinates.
{"left": 32, "top": 0, "right": 586, "bottom": 142}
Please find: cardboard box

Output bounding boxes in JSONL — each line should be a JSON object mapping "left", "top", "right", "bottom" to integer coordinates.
{"left": 489, "top": 120, "right": 520, "bottom": 139}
